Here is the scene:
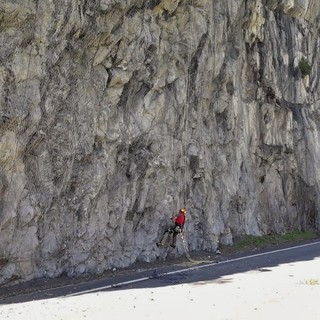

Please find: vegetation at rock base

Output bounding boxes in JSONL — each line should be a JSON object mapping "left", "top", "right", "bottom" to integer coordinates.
{"left": 231, "top": 231, "right": 318, "bottom": 251}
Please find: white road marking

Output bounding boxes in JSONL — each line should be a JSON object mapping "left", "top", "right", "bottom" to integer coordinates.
{"left": 65, "top": 240, "right": 320, "bottom": 297}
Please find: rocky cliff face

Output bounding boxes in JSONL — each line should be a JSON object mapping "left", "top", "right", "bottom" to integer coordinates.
{"left": 0, "top": 0, "right": 319, "bottom": 284}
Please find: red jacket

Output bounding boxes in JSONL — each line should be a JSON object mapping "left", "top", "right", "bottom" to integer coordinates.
{"left": 175, "top": 213, "right": 185, "bottom": 227}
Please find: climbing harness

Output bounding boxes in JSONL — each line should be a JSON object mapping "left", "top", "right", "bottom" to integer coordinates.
{"left": 156, "top": 218, "right": 217, "bottom": 264}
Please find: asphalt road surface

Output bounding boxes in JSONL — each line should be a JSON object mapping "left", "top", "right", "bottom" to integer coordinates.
{"left": 1, "top": 240, "right": 320, "bottom": 320}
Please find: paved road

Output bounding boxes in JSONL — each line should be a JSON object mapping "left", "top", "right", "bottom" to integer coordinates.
{"left": 1, "top": 240, "right": 320, "bottom": 319}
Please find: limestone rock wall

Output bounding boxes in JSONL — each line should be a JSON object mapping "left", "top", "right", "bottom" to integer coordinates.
{"left": 0, "top": 0, "right": 320, "bottom": 284}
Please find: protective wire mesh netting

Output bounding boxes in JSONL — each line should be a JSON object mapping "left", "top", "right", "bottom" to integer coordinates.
{"left": 0, "top": 1, "right": 194, "bottom": 268}
{"left": 0, "top": 0, "right": 221, "bottom": 276}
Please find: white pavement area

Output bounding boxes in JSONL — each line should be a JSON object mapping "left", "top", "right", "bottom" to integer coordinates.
{"left": 1, "top": 257, "right": 320, "bottom": 320}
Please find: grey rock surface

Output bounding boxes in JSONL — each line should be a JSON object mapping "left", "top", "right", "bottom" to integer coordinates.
{"left": 0, "top": 0, "right": 320, "bottom": 284}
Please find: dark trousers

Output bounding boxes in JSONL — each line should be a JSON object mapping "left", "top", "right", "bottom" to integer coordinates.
{"left": 158, "top": 224, "right": 183, "bottom": 246}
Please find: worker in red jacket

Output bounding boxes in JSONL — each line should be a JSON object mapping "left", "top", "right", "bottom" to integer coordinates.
{"left": 156, "top": 208, "right": 186, "bottom": 248}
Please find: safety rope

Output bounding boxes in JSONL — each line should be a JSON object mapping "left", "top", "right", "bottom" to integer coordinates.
{"left": 179, "top": 232, "right": 215, "bottom": 264}
{"left": 180, "top": 1, "right": 196, "bottom": 207}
